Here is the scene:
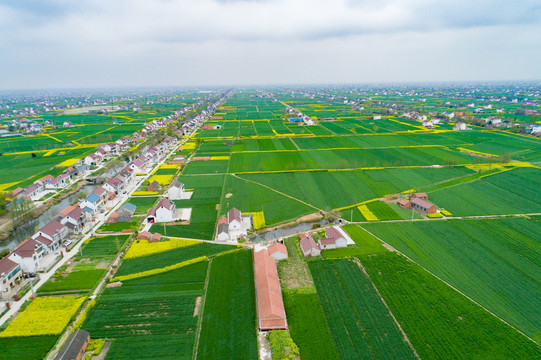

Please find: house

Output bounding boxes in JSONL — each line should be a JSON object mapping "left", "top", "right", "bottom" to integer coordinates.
{"left": 397, "top": 199, "right": 411, "bottom": 209}
{"left": 254, "top": 249, "right": 287, "bottom": 330}
{"left": 31, "top": 220, "right": 68, "bottom": 252}
{"left": 9, "top": 238, "right": 44, "bottom": 273}
{"left": 59, "top": 206, "right": 86, "bottom": 234}
{"left": 532, "top": 125, "right": 541, "bottom": 134}
{"left": 268, "top": 243, "right": 288, "bottom": 261}
{"left": 373, "top": 115, "right": 382, "bottom": 120}
{"left": 84, "top": 153, "right": 102, "bottom": 166}
{"left": 79, "top": 193, "right": 102, "bottom": 214}
{"left": 146, "top": 198, "right": 175, "bottom": 223}
{"left": 20, "top": 183, "right": 43, "bottom": 201}
{"left": 299, "top": 232, "right": 320, "bottom": 257}
{"left": 103, "top": 177, "right": 123, "bottom": 194}
{"left": 411, "top": 192, "right": 428, "bottom": 200}
{"left": 228, "top": 208, "right": 242, "bottom": 231}
{"left": 216, "top": 220, "right": 229, "bottom": 241}
{"left": 318, "top": 226, "right": 348, "bottom": 250}
{"left": 37, "top": 174, "right": 54, "bottom": 186}
{"left": 62, "top": 121, "right": 72, "bottom": 128}
{"left": 167, "top": 180, "right": 184, "bottom": 200}
{"left": 148, "top": 181, "right": 160, "bottom": 192}
{"left": 0, "top": 257, "right": 23, "bottom": 298}
{"left": 130, "top": 158, "right": 146, "bottom": 173}
{"left": 117, "top": 203, "right": 136, "bottom": 222}
{"left": 10, "top": 187, "right": 24, "bottom": 198}
{"left": 150, "top": 233, "right": 162, "bottom": 242}
{"left": 453, "top": 122, "right": 468, "bottom": 131}
{"left": 422, "top": 120, "right": 433, "bottom": 128}
{"left": 410, "top": 198, "right": 437, "bottom": 214}
{"left": 55, "top": 329, "right": 90, "bottom": 360}
{"left": 46, "top": 174, "right": 70, "bottom": 190}
{"left": 137, "top": 231, "right": 152, "bottom": 240}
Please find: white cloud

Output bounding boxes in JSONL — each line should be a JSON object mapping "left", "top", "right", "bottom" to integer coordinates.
{"left": 0, "top": 0, "right": 540, "bottom": 89}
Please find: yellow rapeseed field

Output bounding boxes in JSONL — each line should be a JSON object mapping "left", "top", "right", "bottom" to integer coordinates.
{"left": 124, "top": 238, "right": 199, "bottom": 259}
{"left": 246, "top": 211, "right": 266, "bottom": 230}
{"left": 159, "top": 164, "right": 179, "bottom": 169}
{"left": 56, "top": 158, "right": 79, "bottom": 167}
{"left": 358, "top": 205, "right": 378, "bottom": 221}
{"left": 0, "top": 296, "right": 85, "bottom": 337}
{"left": 148, "top": 175, "right": 174, "bottom": 186}
{"left": 210, "top": 156, "right": 230, "bottom": 161}
{"left": 132, "top": 191, "right": 159, "bottom": 196}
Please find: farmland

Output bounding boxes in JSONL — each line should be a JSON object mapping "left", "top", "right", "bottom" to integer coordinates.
{"left": 360, "top": 252, "right": 541, "bottom": 359}
{"left": 197, "top": 250, "right": 258, "bottom": 359}
{"left": 310, "top": 259, "right": 417, "bottom": 359}
{"left": 363, "top": 217, "right": 541, "bottom": 340}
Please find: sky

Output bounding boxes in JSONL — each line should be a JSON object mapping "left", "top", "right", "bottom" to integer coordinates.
{"left": 1, "top": 0, "right": 541, "bottom": 89}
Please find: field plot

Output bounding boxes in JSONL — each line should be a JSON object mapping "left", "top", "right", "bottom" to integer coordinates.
{"left": 0, "top": 336, "right": 58, "bottom": 360}
{"left": 0, "top": 296, "right": 85, "bottom": 337}
{"left": 229, "top": 146, "right": 478, "bottom": 173}
{"left": 38, "top": 269, "right": 106, "bottom": 294}
{"left": 197, "top": 250, "right": 258, "bottom": 359}
{"left": 309, "top": 259, "right": 416, "bottom": 359}
{"left": 282, "top": 288, "right": 339, "bottom": 360}
{"left": 83, "top": 262, "right": 207, "bottom": 359}
{"left": 221, "top": 174, "right": 316, "bottom": 226}
{"left": 238, "top": 166, "right": 473, "bottom": 212}
{"left": 122, "top": 196, "right": 158, "bottom": 215}
{"left": 430, "top": 167, "right": 541, "bottom": 216}
{"left": 321, "top": 224, "right": 388, "bottom": 259}
{"left": 76, "top": 235, "right": 130, "bottom": 260}
{"left": 360, "top": 252, "right": 541, "bottom": 359}
{"left": 363, "top": 217, "right": 541, "bottom": 340}
{"left": 115, "top": 242, "right": 231, "bottom": 277}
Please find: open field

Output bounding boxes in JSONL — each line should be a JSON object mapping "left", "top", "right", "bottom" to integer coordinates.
{"left": 197, "top": 250, "right": 258, "bottom": 359}
{"left": 363, "top": 217, "right": 541, "bottom": 340}
{"left": 310, "top": 259, "right": 417, "bottom": 359}
{"left": 360, "top": 252, "right": 541, "bottom": 359}
{"left": 429, "top": 167, "right": 541, "bottom": 216}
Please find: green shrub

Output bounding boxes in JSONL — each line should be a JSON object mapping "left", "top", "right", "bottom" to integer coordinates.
{"left": 268, "top": 330, "right": 300, "bottom": 360}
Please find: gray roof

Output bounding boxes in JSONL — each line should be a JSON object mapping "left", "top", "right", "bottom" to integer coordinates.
{"left": 120, "top": 203, "right": 137, "bottom": 212}
{"left": 55, "top": 329, "right": 90, "bottom": 360}
{"left": 218, "top": 222, "right": 229, "bottom": 235}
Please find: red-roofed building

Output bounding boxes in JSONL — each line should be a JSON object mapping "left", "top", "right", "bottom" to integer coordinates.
{"left": 397, "top": 199, "right": 411, "bottom": 209}
{"left": 410, "top": 198, "right": 437, "bottom": 214}
{"left": 411, "top": 192, "right": 428, "bottom": 200}
{"left": 254, "top": 250, "right": 288, "bottom": 330}
{"left": 0, "top": 257, "right": 22, "bottom": 297}
{"left": 268, "top": 243, "right": 288, "bottom": 261}
{"left": 300, "top": 233, "right": 320, "bottom": 257}
{"left": 150, "top": 233, "right": 162, "bottom": 242}
{"left": 228, "top": 208, "right": 242, "bottom": 231}
{"left": 9, "top": 238, "right": 44, "bottom": 272}
{"left": 318, "top": 226, "right": 348, "bottom": 250}
{"left": 137, "top": 231, "right": 152, "bottom": 240}
{"left": 146, "top": 198, "right": 175, "bottom": 223}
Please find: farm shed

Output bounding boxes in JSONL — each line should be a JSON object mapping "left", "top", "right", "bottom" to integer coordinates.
{"left": 397, "top": 199, "right": 411, "bottom": 209}
{"left": 410, "top": 198, "right": 437, "bottom": 214}
{"left": 411, "top": 192, "right": 428, "bottom": 200}
{"left": 55, "top": 329, "right": 90, "bottom": 360}
{"left": 300, "top": 232, "right": 320, "bottom": 257}
{"left": 268, "top": 243, "right": 288, "bottom": 261}
{"left": 254, "top": 249, "right": 288, "bottom": 330}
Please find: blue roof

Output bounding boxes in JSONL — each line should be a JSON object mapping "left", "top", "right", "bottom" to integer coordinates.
{"left": 85, "top": 193, "right": 100, "bottom": 204}
{"left": 121, "top": 203, "right": 136, "bottom": 212}
{"left": 83, "top": 206, "right": 93, "bottom": 213}
{"left": 288, "top": 117, "right": 303, "bottom": 122}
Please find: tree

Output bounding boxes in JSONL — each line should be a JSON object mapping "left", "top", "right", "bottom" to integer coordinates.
{"left": 8, "top": 197, "right": 36, "bottom": 227}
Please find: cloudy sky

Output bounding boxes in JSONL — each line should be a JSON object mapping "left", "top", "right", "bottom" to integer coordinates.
{"left": 1, "top": 0, "right": 541, "bottom": 89}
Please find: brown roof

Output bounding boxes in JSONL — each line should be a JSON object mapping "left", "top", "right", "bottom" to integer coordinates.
{"left": 150, "top": 233, "right": 162, "bottom": 242}
{"left": 93, "top": 187, "right": 107, "bottom": 196}
{"left": 34, "top": 235, "right": 53, "bottom": 246}
{"left": 412, "top": 192, "right": 428, "bottom": 199}
{"left": 137, "top": 231, "right": 152, "bottom": 240}
{"left": 300, "top": 233, "right": 319, "bottom": 253}
{"left": 192, "top": 156, "right": 211, "bottom": 161}
{"left": 0, "top": 257, "right": 19, "bottom": 275}
{"left": 157, "top": 198, "right": 174, "bottom": 210}
{"left": 13, "top": 238, "right": 41, "bottom": 258}
{"left": 397, "top": 199, "right": 411, "bottom": 208}
{"left": 254, "top": 250, "right": 287, "bottom": 330}
{"left": 411, "top": 197, "right": 435, "bottom": 209}
{"left": 268, "top": 243, "right": 287, "bottom": 257}
{"left": 325, "top": 226, "right": 343, "bottom": 242}
{"left": 38, "top": 174, "right": 54, "bottom": 182}
{"left": 228, "top": 208, "right": 241, "bottom": 223}
{"left": 39, "top": 220, "right": 65, "bottom": 238}
{"left": 11, "top": 187, "right": 24, "bottom": 196}
{"left": 59, "top": 205, "right": 77, "bottom": 216}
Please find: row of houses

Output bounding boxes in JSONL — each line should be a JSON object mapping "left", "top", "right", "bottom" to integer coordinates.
{"left": 216, "top": 208, "right": 249, "bottom": 242}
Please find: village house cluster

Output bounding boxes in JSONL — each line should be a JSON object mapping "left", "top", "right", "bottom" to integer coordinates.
{"left": 0, "top": 128, "right": 180, "bottom": 300}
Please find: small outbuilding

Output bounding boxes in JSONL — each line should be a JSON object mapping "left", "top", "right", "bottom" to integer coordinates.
{"left": 268, "top": 243, "right": 288, "bottom": 261}
{"left": 410, "top": 198, "right": 437, "bottom": 214}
